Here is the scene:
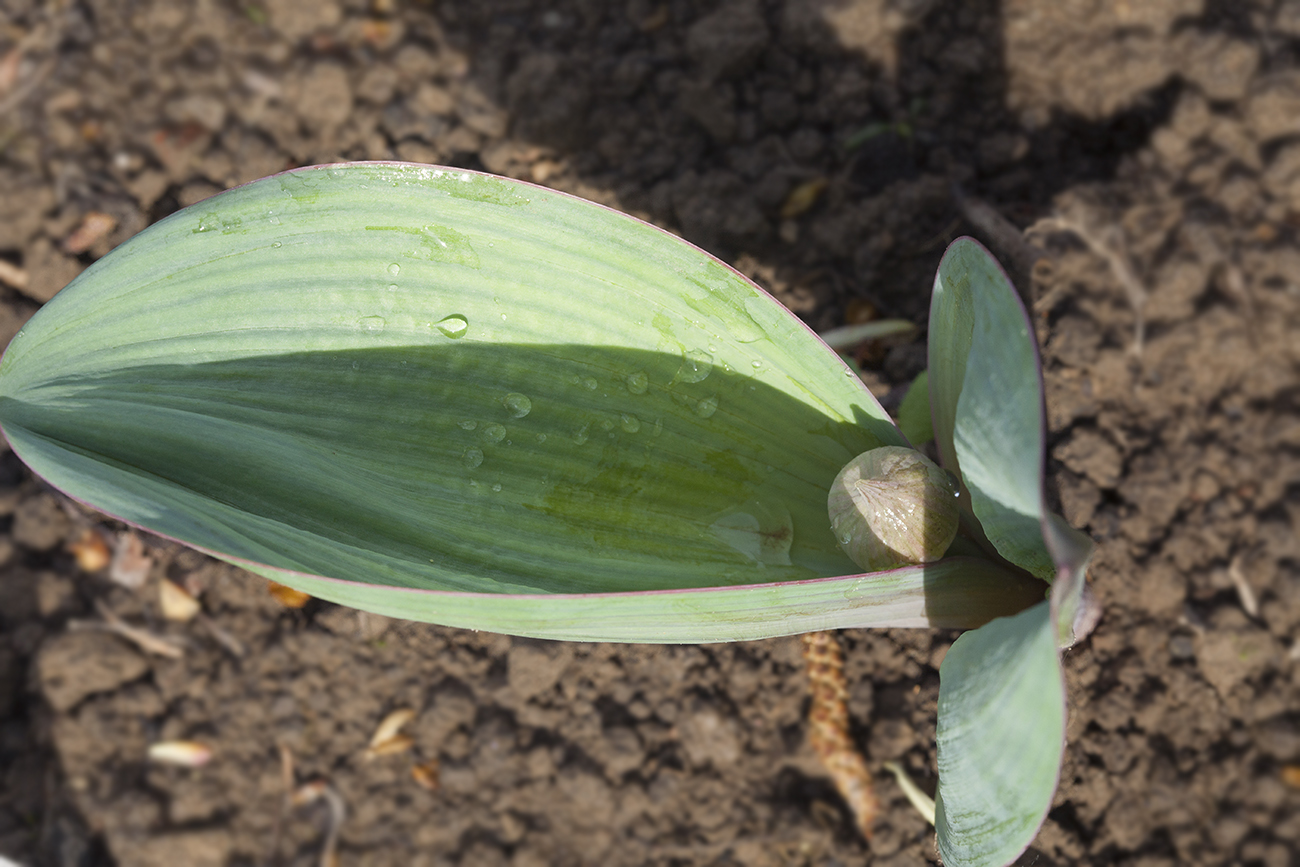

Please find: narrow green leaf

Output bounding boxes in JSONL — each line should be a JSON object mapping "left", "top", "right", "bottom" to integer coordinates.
{"left": 896, "top": 370, "right": 933, "bottom": 446}
{"left": 0, "top": 164, "right": 1040, "bottom": 639}
{"left": 929, "top": 238, "right": 1053, "bottom": 580}
{"left": 934, "top": 601, "right": 1064, "bottom": 867}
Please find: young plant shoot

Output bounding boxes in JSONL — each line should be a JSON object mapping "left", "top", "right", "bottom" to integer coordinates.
{"left": 0, "top": 163, "right": 1092, "bottom": 867}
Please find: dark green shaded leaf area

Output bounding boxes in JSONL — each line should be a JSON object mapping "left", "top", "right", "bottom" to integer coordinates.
{"left": 2, "top": 342, "right": 889, "bottom": 594}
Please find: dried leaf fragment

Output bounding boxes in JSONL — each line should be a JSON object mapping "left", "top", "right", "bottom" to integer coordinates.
{"left": 369, "top": 707, "right": 416, "bottom": 748}
{"left": 366, "top": 707, "right": 417, "bottom": 758}
{"left": 159, "top": 578, "right": 201, "bottom": 622}
{"left": 781, "top": 177, "right": 828, "bottom": 219}
{"left": 268, "top": 581, "right": 311, "bottom": 608}
{"left": 148, "top": 740, "right": 213, "bottom": 767}
{"left": 0, "top": 259, "right": 28, "bottom": 291}
{"left": 109, "top": 531, "right": 152, "bottom": 588}
{"left": 802, "top": 630, "right": 879, "bottom": 840}
{"left": 366, "top": 733, "right": 414, "bottom": 758}
{"left": 411, "top": 759, "right": 440, "bottom": 790}
{"left": 63, "top": 212, "right": 117, "bottom": 254}
{"left": 67, "top": 527, "right": 111, "bottom": 572}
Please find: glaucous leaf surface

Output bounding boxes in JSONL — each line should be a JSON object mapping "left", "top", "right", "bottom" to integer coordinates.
{"left": 927, "top": 238, "right": 1094, "bottom": 865}
{"left": 0, "top": 165, "right": 1042, "bottom": 640}
{"left": 934, "top": 600, "right": 1064, "bottom": 867}
{"left": 929, "top": 238, "right": 1054, "bottom": 580}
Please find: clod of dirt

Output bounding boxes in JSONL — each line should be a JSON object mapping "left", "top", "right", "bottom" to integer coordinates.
{"left": 507, "top": 640, "right": 573, "bottom": 701}
{"left": 38, "top": 631, "right": 149, "bottom": 712}
{"left": 11, "top": 493, "right": 71, "bottom": 551}
{"left": 686, "top": 0, "right": 770, "bottom": 81}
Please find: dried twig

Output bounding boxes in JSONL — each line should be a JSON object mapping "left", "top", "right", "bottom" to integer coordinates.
{"left": 197, "top": 614, "right": 247, "bottom": 658}
{"left": 292, "top": 781, "right": 346, "bottom": 867}
{"left": 801, "top": 630, "right": 880, "bottom": 840}
{"left": 267, "top": 743, "right": 295, "bottom": 867}
{"left": 882, "top": 760, "right": 936, "bottom": 825}
{"left": 1028, "top": 212, "right": 1149, "bottom": 354}
{"left": 1228, "top": 554, "right": 1259, "bottom": 619}
{"left": 67, "top": 599, "right": 184, "bottom": 658}
{"left": 953, "top": 186, "right": 1047, "bottom": 303}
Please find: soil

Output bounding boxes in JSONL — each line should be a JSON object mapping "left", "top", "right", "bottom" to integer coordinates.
{"left": 0, "top": 1, "right": 1298, "bottom": 865}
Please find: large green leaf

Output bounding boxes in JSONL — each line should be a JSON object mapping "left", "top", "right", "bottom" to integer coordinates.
{"left": 0, "top": 164, "right": 1042, "bottom": 640}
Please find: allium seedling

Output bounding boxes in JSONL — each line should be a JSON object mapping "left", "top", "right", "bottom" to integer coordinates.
{"left": 0, "top": 163, "right": 1092, "bottom": 867}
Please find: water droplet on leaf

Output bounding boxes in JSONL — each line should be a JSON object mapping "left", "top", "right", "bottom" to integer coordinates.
{"left": 503, "top": 393, "right": 532, "bottom": 418}
{"left": 626, "top": 371, "right": 649, "bottom": 394}
{"left": 462, "top": 448, "right": 484, "bottom": 469}
{"left": 677, "top": 349, "right": 713, "bottom": 383}
{"left": 694, "top": 395, "right": 719, "bottom": 418}
{"left": 482, "top": 423, "right": 506, "bottom": 443}
{"left": 436, "top": 315, "right": 468, "bottom": 338}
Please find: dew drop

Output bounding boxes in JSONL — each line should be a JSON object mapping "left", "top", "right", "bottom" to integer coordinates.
{"left": 387, "top": 262, "right": 401, "bottom": 276}
{"left": 458, "top": 420, "right": 478, "bottom": 431}
{"left": 388, "top": 283, "right": 398, "bottom": 292}
{"left": 194, "top": 213, "right": 220, "bottom": 233}
{"left": 580, "top": 376, "right": 598, "bottom": 390}
{"left": 751, "top": 360, "right": 763, "bottom": 370}
{"left": 536, "top": 433, "right": 547, "bottom": 443}
{"left": 462, "top": 448, "right": 484, "bottom": 469}
{"left": 358, "top": 315, "right": 386, "bottom": 334}
{"left": 678, "top": 349, "right": 713, "bottom": 383}
{"left": 492, "top": 483, "right": 502, "bottom": 492}
{"left": 271, "top": 241, "right": 282, "bottom": 248}
{"left": 600, "top": 418, "right": 615, "bottom": 432}
{"left": 503, "top": 393, "right": 532, "bottom": 418}
{"left": 694, "top": 395, "right": 719, "bottom": 419}
{"left": 626, "top": 371, "right": 649, "bottom": 394}
{"left": 436, "top": 315, "right": 469, "bottom": 338}
{"left": 574, "top": 422, "right": 591, "bottom": 445}
{"left": 482, "top": 423, "right": 507, "bottom": 443}
{"left": 620, "top": 413, "right": 641, "bottom": 433}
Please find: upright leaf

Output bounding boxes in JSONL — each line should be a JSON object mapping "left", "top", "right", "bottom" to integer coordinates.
{"left": 928, "top": 238, "right": 1053, "bottom": 579}
{"left": 928, "top": 238, "right": 1095, "bottom": 865}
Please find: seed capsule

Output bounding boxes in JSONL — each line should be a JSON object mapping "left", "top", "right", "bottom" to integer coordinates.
{"left": 827, "top": 446, "right": 960, "bottom": 571}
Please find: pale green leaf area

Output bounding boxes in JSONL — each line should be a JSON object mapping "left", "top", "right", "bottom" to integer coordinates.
{"left": 896, "top": 370, "right": 933, "bottom": 446}
{"left": 0, "top": 164, "right": 1043, "bottom": 640}
{"left": 935, "top": 601, "right": 1065, "bottom": 867}
{"left": 930, "top": 238, "right": 1055, "bottom": 581}
{"left": 927, "top": 238, "right": 1096, "bottom": 866}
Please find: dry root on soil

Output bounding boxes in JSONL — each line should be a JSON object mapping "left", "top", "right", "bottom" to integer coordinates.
{"left": 801, "top": 630, "right": 880, "bottom": 841}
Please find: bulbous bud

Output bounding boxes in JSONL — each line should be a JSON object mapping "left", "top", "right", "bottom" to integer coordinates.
{"left": 827, "top": 446, "right": 960, "bottom": 571}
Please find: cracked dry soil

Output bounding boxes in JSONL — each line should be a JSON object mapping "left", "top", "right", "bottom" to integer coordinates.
{"left": 0, "top": 1, "right": 1298, "bottom": 865}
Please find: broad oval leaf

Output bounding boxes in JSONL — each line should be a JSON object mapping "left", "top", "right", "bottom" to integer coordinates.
{"left": 928, "top": 238, "right": 1095, "bottom": 865}
{"left": 0, "top": 164, "right": 1042, "bottom": 640}
{"left": 934, "top": 600, "right": 1064, "bottom": 867}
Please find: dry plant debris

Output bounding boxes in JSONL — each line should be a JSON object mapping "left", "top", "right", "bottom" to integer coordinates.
{"left": 411, "top": 758, "right": 440, "bottom": 791}
{"left": 66, "top": 526, "right": 111, "bottom": 572}
{"left": 801, "top": 630, "right": 880, "bottom": 840}
{"left": 67, "top": 598, "right": 184, "bottom": 658}
{"left": 366, "top": 707, "right": 417, "bottom": 759}
{"left": 267, "top": 581, "right": 312, "bottom": 608}
{"left": 147, "top": 740, "right": 213, "bottom": 768}
{"left": 108, "top": 530, "right": 152, "bottom": 588}
{"left": 158, "top": 578, "right": 201, "bottom": 622}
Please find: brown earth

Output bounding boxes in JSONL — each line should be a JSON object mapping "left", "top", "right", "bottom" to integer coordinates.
{"left": 1, "top": 1, "right": 1298, "bottom": 865}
